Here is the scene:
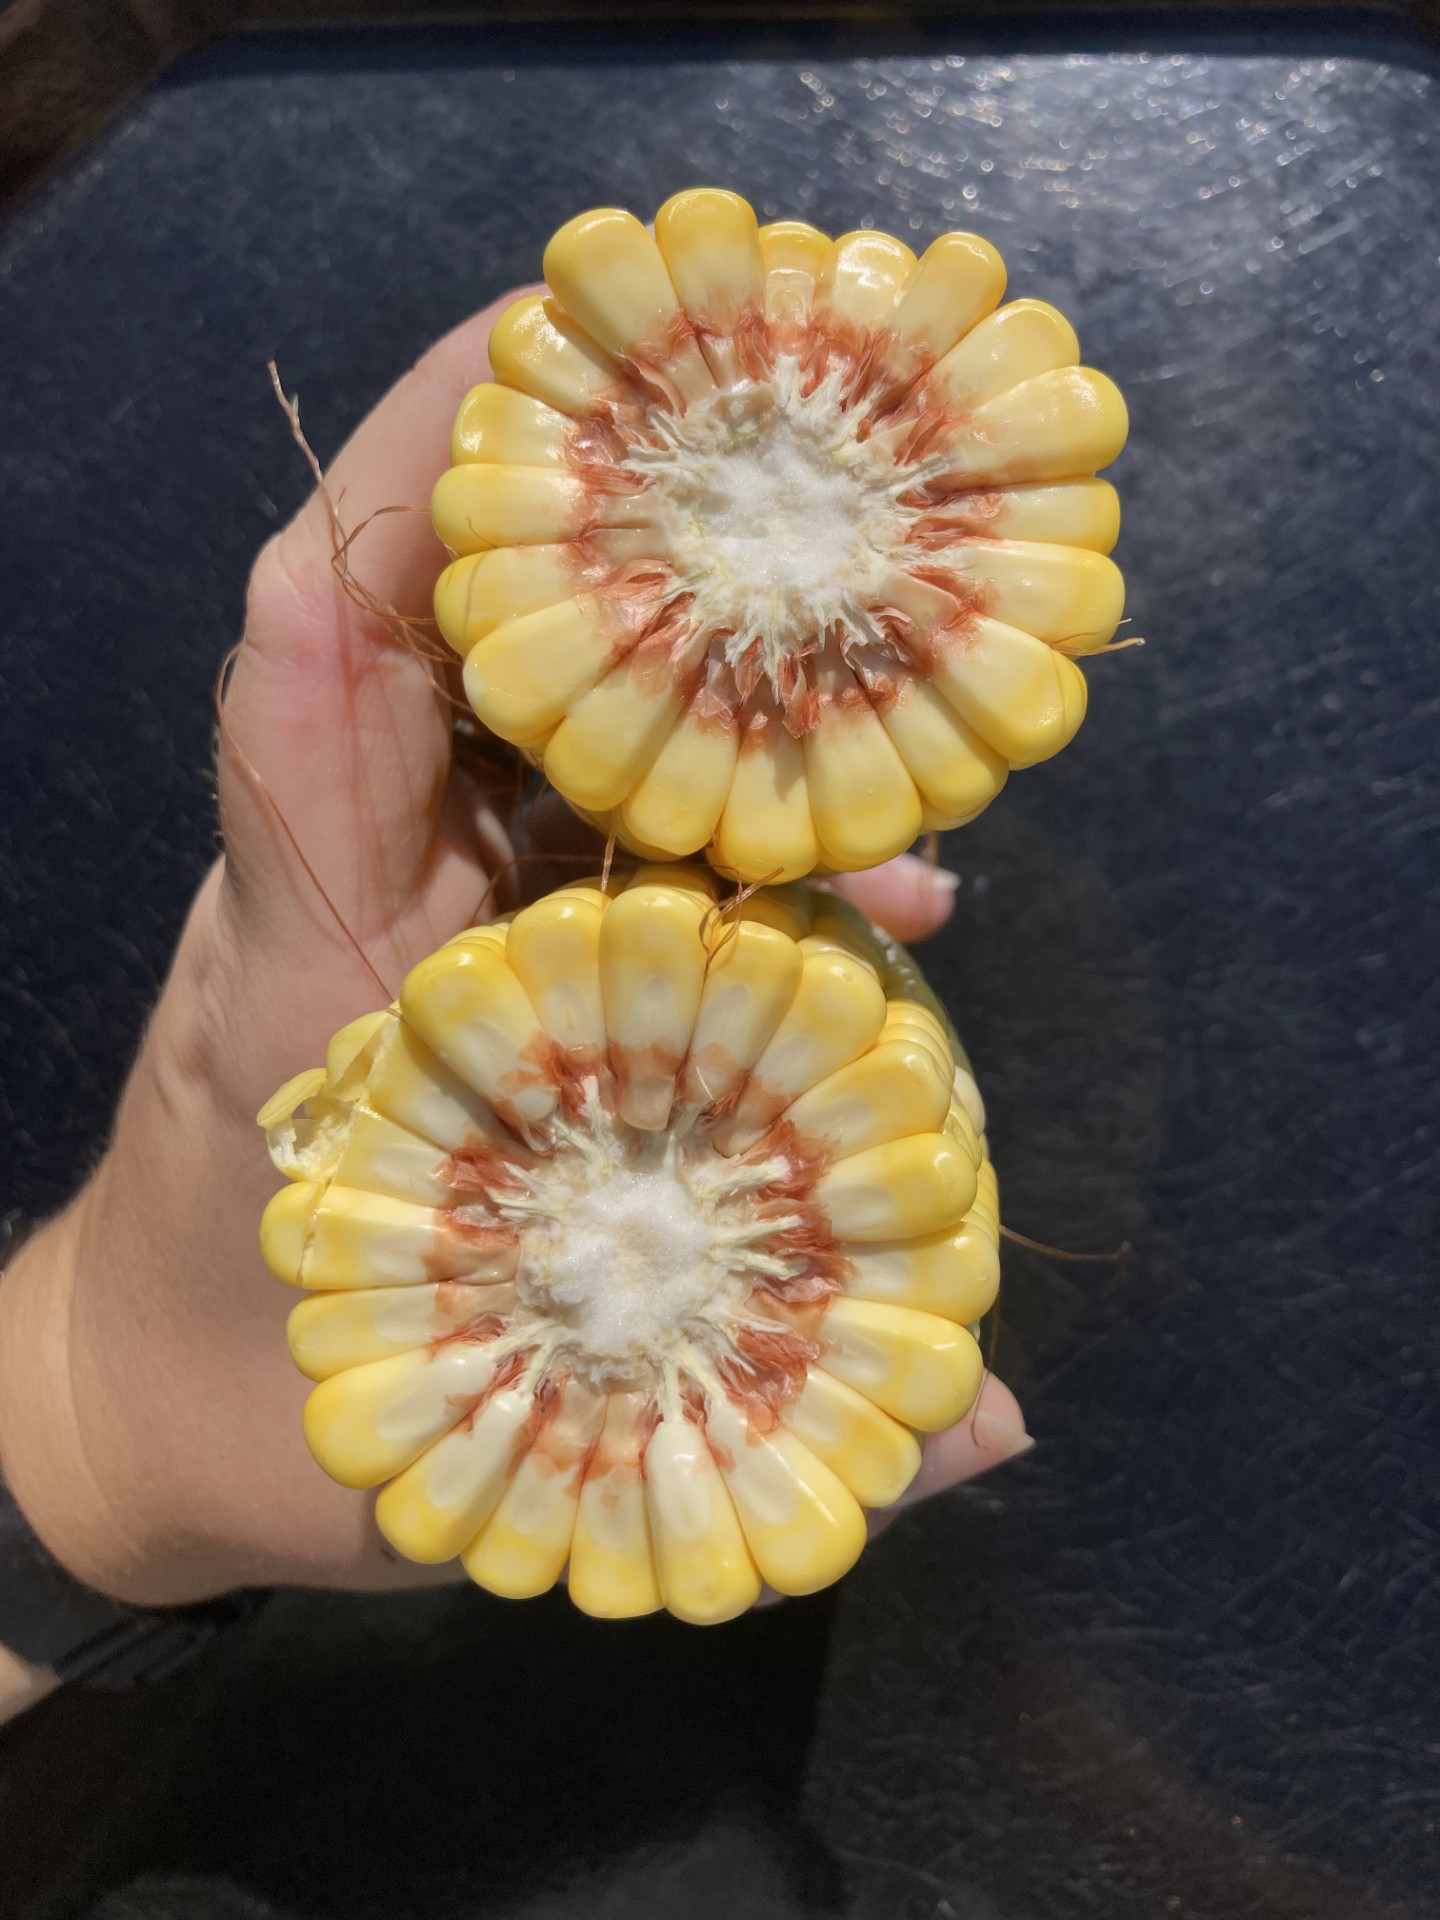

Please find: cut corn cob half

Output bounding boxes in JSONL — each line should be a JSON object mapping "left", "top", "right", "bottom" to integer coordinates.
{"left": 259, "top": 868, "right": 999, "bottom": 1624}
{"left": 433, "top": 190, "right": 1128, "bottom": 882}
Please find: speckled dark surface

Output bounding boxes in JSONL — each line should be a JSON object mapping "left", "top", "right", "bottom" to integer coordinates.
{"left": 1, "top": 31, "right": 1438, "bottom": 1920}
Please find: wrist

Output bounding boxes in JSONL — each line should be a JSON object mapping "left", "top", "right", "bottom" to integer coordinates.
{"left": 0, "top": 1215, "right": 270, "bottom": 1712}
{"left": 0, "top": 1200, "right": 135, "bottom": 1599}
{"left": 0, "top": 861, "right": 440, "bottom": 1611}
{"left": 0, "top": 896, "right": 262, "bottom": 1607}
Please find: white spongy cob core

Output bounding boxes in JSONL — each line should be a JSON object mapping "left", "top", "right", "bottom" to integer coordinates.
{"left": 629, "top": 369, "right": 907, "bottom": 684}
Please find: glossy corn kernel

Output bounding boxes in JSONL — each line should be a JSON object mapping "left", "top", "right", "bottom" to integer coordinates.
{"left": 258, "top": 868, "right": 1000, "bottom": 1625}
{"left": 433, "top": 190, "right": 1129, "bottom": 882}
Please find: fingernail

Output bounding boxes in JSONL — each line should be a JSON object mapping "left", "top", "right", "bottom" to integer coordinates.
{"left": 928, "top": 866, "right": 960, "bottom": 892}
{"left": 971, "top": 1411, "right": 1037, "bottom": 1463}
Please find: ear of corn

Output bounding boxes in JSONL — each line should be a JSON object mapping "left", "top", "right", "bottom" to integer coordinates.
{"left": 433, "top": 189, "right": 1128, "bottom": 883}
{"left": 259, "top": 868, "right": 999, "bottom": 1624}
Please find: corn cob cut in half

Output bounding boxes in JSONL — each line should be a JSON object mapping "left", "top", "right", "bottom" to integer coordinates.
{"left": 432, "top": 189, "right": 1128, "bottom": 883}
{"left": 258, "top": 867, "right": 1000, "bottom": 1624}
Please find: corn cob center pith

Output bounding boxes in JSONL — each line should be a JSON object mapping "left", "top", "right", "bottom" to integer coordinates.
{"left": 623, "top": 364, "right": 920, "bottom": 694}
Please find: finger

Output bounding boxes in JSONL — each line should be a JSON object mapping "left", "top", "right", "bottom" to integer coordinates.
{"left": 827, "top": 852, "right": 960, "bottom": 942}
{"left": 218, "top": 285, "right": 541, "bottom": 970}
{"left": 904, "top": 1373, "right": 1031, "bottom": 1503}
{"left": 866, "top": 1373, "right": 1030, "bottom": 1547}
{"left": 750, "top": 1375, "right": 1029, "bottom": 1607}
{"left": 244, "top": 278, "right": 546, "bottom": 699}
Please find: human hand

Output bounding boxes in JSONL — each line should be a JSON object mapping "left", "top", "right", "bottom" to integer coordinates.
{"left": 0, "top": 289, "right": 1029, "bottom": 1613}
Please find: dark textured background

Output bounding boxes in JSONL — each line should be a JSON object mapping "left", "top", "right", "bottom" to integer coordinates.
{"left": 1, "top": 29, "right": 1438, "bottom": 1920}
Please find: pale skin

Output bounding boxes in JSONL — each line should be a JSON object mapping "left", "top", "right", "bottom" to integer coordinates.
{"left": 0, "top": 290, "right": 1031, "bottom": 1723}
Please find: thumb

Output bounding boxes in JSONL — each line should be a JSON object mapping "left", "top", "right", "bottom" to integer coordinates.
{"left": 866, "top": 1374, "right": 1032, "bottom": 1546}
{"left": 216, "top": 286, "right": 536, "bottom": 974}
{"left": 827, "top": 851, "right": 961, "bottom": 943}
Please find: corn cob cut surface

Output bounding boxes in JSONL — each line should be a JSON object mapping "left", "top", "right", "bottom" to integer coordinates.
{"left": 433, "top": 189, "right": 1128, "bottom": 883}
{"left": 259, "top": 869, "right": 1000, "bottom": 1624}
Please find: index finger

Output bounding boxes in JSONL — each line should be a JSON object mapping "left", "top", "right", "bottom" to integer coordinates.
{"left": 264, "top": 281, "right": 543, "bottom": 658}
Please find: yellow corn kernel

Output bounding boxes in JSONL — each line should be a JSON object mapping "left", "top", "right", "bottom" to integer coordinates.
{"left": 817, "top": 1131, "right": 979, "bottom": 1241}
{"left": 266, "top": 1181, "right": 518, "bottom": 1293}
{"left": 838, "top": 1207, "right": 1001, "bottom": 1326}
{"left": 463, "top": 594, "right": 621, "bottom": 750}
{"left": 681, "top": 915, "right": 803, "bottom": 1108}
{"left": 888, "top": 1038, "right": 958, "bottom": 1111}
{"left": 399, "top": 940, "right": 556, "bottom": 1132}
{"left": 938, "top": 367, "right": 1129, "bottom": 489}
{"left": 327, "top": 1012, "right": 517, "bottom": 1156}
{"left": 303, "top": 1341, "right": 504, "bottom": 1491}
{"left": 932, "top": 617, "right": 1089, "bottom": 768}
{"left": 875, "top": 673, "right": 1009, "bottom": 826}
{"left": 732, "top": 881, "right": 812, "bottom": 941}
{"left": 654, "top": 187, "right": 765, "bottom": 388}
{"left": 643, "top": 1414, "right": 762, "bottom": 1626}
{"left": 711, "top": 708, "right": 819, "bottom": 885}
{"left": 505, "top": 888, "right": 608, "bottom": 1058}
{"left": 784, "top": 1039, "right": 952, "bottom": 1160}
{"left": 712, "top": 945, "right": 888, "bottom": 1151}
{"left": 257, "top": 1069, "right": 340, "bottom": 1179}
{"left": 621, "top": 859, "right": 720, "bottom": 905}
{"left": 542, "top": 653, "right": 685, "bottom": 813}
{"left": 450, "top": 382, "right": 572, "bottom": 468}
{"left": 434, "top": 545, "right": 581, "bottom": 659}
{"left": 323, "top": 1107, "right": 463, "bottom": 1210}
{"left": 945, "top": 539, "right": 1125, "bottom": 649}
{"left": 820, "top": 1297, "right": 985, "bottom": 1431}
{"left": 464, "top": 1383, "right": 606, "bottom": 1597}
{"left": 324, "top": 1012, "right": 389, "bottom": 1083}
{"left": 889, "top": 229, "right": 1006, "bottom": 364}
{"left": 816, "top": 229, "right": 918, "bottom": 329}
{"left": 972, "top": 1153, "right": 1000, "bottom": 1228}
{"left": 782, "top": 1364, "right": 923, "bottom": 1508}
{"left": 704, "top": 1394, "right": 867, "bottom": 1595}
{"left": 487, "top": 293, "right": 627, "bottom": 419}
{"left": 432, "top": 462, "right": 592, "bottom": 554}
{"left": 802, "top": 658, "right": 925, "bottom": 872}
{"left": 981, "top": 477, "right": 1121, "bottom": 553}
{"left": 928, "top": 298, "right": 1080, "bottom": 413}
{"left": 801, "top": 900, "right": 886, "bottom": 978}
{"left": 543, "top": 208, "right": 715, "bottom": 403}
{"left": 758, "top": 219, "right": 831, "bottom": 325}
{"left": 286, "top": 1281, "right": 516, "bottom": 1381}
{"left": 883, "top": 995, "right": 949, "bottom": 1049}
{"left": 599, "top": 878, "right": 708, "bottom": 1129}
{"left": 568, "top": 1391, "right": 664, "bottom": 1619}
{"left": 942, "top": 1098, "right": 982, "bottom": 1166}
{"left": 619, "top": 699, "right": 740, "bottom": 858}
{"left": 258, "top": 1179, "right": 315, "bottom": 1284}
{"left": 377, "top": 1380, "right": 537, "bottom": 1563}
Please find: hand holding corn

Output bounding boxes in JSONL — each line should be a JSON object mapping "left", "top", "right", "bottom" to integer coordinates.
{"left": 261, "top": 193, "right": 1119, "bottom": 1622}
{"left": 0, "top": 272, "right": 1030, "bottom": 1613}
